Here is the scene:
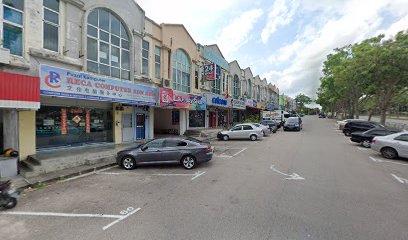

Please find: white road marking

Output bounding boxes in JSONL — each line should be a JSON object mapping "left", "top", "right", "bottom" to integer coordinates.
{"left": 103, "top": 208, "right": 141, "bottom": 231}
{"left": 191, "top": 171, "right": 206, "bottom": 180}
{"left": 369, "top": 156, "right": 408, "bottom": 166}
{"left": 232, "top": 147, "right": 247, "bottom": 157}
{"left": 60, "top": 165, "right": 117, "bottom": 182}
{"left": 213, "top": 155, "right": 233, "bottom": 158}
{"left": 0, "top": 211, "right": 123, "bottom": 219}
{"left": 357, "top": 147, "right": 369, "bottom": 151}
{"left": 391, "top": 174, "right": 408, "bottom": 184}
{"left": 270, "top": 165, "right": 305, "bottom": 180}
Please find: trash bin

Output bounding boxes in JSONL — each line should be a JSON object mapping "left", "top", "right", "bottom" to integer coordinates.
{"left": 0, "top": 156, "right": 18, "bottom": 178}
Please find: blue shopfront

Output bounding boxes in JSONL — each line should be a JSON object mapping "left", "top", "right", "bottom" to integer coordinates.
{"left": 38, "top": 65, "right": 157, "bottom": 148}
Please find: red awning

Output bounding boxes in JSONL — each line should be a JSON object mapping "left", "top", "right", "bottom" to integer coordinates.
{"left": 0, "top": 71, "right": 40, "bottom": 109}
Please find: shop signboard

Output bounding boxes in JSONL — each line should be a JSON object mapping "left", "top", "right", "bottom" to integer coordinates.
{"left": 40, "top": 65, "right": 158, "bottom": 106}
{"left": 232, "top": 99, "right": 245, "bottom": 110}
{"left": 203, "top": 63, "right": 216, "bottom": 81}
{"left": 257, "top": 102, "right": 266, "bottom": 110}
{"left": 245, "top": 98, "right": 257, "bottom": 108}
{"left": 159, "top": 89, "right": 206, "bottom": 110}
{"left": 206, "top": 93, "right": 231, "bottom": 108}
{"left": 61, "top": 108, "right": 67, "bottom": 135}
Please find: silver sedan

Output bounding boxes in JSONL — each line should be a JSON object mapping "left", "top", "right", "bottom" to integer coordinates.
{"left": 217, "top": 124, "right": 264, "bottom": 141}
{"left": 371, "top": 131, "right": 408, "bottom": 159}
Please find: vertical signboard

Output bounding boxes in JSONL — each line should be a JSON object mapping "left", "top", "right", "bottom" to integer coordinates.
{"left": 85, "top": 110, "right": 91, "bottom": 133}
{"left": 203, "top": 63, "right": 216, "bottom": 81}
{"left": 61, "top": 108, "right": 67, "bottom": 135}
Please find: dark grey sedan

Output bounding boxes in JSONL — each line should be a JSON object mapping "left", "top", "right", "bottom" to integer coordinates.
{"left": 116, "top": 137, "right": 213, "bottom": 170}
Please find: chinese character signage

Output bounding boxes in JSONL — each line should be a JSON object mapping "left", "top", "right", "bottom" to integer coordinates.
{"left": 232, "top": 99, "right": 246, "bottom": 110}
{"left": 40, "top": 65, "right": 158, "bottom": 106}
{"left": 203, "top": 63, "right": 216, "bottom": 81}
{"left": 159, "top": 89, "right": 206, "bottom": 110}
{"left": 206, "top": 93, "right": 231, "bottom": 108}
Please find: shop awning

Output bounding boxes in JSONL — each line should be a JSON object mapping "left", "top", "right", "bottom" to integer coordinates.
{"left": 0, "top": 71, "right": 40, "bottom": 109}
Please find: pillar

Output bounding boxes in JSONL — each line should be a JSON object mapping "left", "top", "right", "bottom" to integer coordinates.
{"left": 113, "top": 103, "right": 122, "bottom": 144}
{"left": 179, "top": 109, "right": 186, "bottom": 135}
{"left": 149, "top": 106, "right": 154, "bottom": 139}
{"left": 18, "top": 111, "right": 36, "bottom": 160}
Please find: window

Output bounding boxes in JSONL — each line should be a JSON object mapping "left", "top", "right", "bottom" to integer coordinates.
{"left": 142, "top": 40, "right": 149, "bottom": 75}
{"left": 165, "top": 140, "right": 187, "bottom": 147}
{"left": 86, "top": 8, "right": 130, "bottom": 80}
{"left": 233, "top": 75, "right": 240, "bottom": 99}
{"left": 257, "top": 85, "right": 261, "bottom": 101}
{"left": 231, "top": 126, "right": 242, "bottom": 131}
{"left": 247, "top": 79, "right": 252, "bottom": 98}
{"left": 154, "top": 46, "right": 161, "bottom": 79}
{"left": 43, "top": 0, "right": 59, "bottom": 52}
{"left": 222, "top": 73, "right": 226, "bottom": 92}
{"left": 144, "top": 139, "right": 164, "bottom": 149}
{"left": 194, "top": 64, "right": 199, "bottom": 89}
{"left": 212, "top": 65, "right": 221, "bottom": 94}
{"left": 172, "top": 110, "right": 180, "bottom": 125}
{"left": 2, "top": 0, "right": 24, "bottom": 56}
{"left": 242, "top": 125, "right": 253, "bottom": 130}
{"left": 395, "top": 134, "right": 408, "bottom": 142}
{"left": 172, "top": 49, "right": 191, "bottom": 93}
{"left": 189, "top": 110, "right": 205, "bottom": 128}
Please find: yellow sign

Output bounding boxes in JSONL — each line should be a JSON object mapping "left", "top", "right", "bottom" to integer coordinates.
{"left": 257, "top": 102, "right": 266, "bottom": 110}
{"left": 72, "top": 115, "right": 81, "bottom": 123}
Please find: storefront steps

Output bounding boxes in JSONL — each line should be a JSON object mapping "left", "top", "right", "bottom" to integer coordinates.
{"left": 19, "top": 142, "right": 140, "bottom": 178}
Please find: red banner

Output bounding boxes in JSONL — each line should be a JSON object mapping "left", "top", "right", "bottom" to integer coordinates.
{"left": 85, "top": 110, "right": 91, "bottom": 133}
{"left": 203, "top": 63, "right": 216, "bottom": 81}
{"left": 61, "top": 108, "right": 67, "bottom": 135}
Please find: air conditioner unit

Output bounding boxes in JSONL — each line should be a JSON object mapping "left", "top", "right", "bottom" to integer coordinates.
{"left": 0, "top": 48, "right": 10, "bottom": 64}
{"left": 162, "top": 78, "right": 171, "bottom": 88}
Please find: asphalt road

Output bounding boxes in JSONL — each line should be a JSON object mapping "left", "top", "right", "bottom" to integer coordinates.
{"left": 1, "top": 116, "right": 408, "bottom": 240}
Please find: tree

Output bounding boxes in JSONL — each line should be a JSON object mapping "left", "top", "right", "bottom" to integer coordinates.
{"left": 295, "top": 93, "right": 313, "bottom": 112}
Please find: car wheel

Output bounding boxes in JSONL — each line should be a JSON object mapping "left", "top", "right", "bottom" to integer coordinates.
{"left": 263, "top": 131, "right": 266, "bottom": 137}
{"left": 250, "top": 134, "right": 257, "bottom": 141}
{"left": 381, "top": 147, "right": 398, "bottom": 159}
{"left": 223, "top": 135, "right": 229, "bottom": 141}
{"left": 3, "top": 197, "right": 17, "bottom": 209}
{"left": 121, "top": 156, "right": 136, "bottom": 170}
{"left": 362, "top": 140, "right": 371, "bottom": 148}
{"left": 181, "top": 155, "right": 196, "bottom": 169}
{"left": 344, "top": 130, "right": 351, "bottom": 136}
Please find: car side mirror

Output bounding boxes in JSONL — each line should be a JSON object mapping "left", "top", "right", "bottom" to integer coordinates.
{"left": 141, "top": 145, "right": 148, "bottom": 151}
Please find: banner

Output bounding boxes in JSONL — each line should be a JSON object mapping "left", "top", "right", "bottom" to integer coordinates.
{"left": 40, "top": 65, "right": 158, "bottom": 106}
{"left": 206, "top": 93, "right": 231, "bottom": 108}
{"left": 159, "top": 89, "right": 206, "bottom": 110}
{"left": 232, "top": 99, "right": 246, "bottom": 110}
{"left": 203, "top": 63, "right": 216, "bottom": 81}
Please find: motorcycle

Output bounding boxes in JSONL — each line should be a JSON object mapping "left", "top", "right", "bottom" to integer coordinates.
{"left": 0, "top": 180, "right": 20, "bottom": 209}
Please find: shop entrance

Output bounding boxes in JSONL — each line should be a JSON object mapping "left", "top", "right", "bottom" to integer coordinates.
{"left": 154, "top": 109, "right": 180, "bottom": 135}
{"left": 136, "top": 113, "right": 146, "bottom": 140}
{"left": 209, "top": 111, "right": 217, "bottom": 128}
{"left": 122, "top": 113, "right": 134, "bottom": 142}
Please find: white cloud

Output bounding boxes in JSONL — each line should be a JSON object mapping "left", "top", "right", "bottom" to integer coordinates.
{"left": 262, "top": 0, "right": 408, "bottom": 98}
{"left": 261, "top": 0, "right": 299, "bottom": 44}
{"left": 216, "top": 9, "right": 263, "bottom": 60}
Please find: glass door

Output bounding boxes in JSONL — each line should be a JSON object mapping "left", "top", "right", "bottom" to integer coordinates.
{"left": 136, "top": 113, "right": 145, "bottom": 140}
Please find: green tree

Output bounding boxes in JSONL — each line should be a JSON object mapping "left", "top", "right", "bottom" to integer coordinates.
{"left": 295, "top": 93, "right": 313, "bottom": 112}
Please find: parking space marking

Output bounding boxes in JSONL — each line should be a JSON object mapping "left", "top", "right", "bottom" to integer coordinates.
{"left": 60, "top": 165, "right": 117, "bottom": 183}
{"left": 357, "top": 147, "right": 369, "bottom": 151}
{"left": 391, "top": 174, "right": 408, "bottom": 184}
{"left": 213, "top": 155, "right": 233, "bottom": 158}
{"left": 369, "top": 156, "right": 408, "bottom": 166}
{"left": 103, "top": 207, "right": 141, "bottom": 231}
{"left": 0, "top": 211, "right": 123, "bottom": 219}
{"left": 191, "top": 171, "right": 206, "bottom": 180}
{"left": 232, "top": 147, "right": 247, "bottom": 157}
{"left": 96, "top": 170, "right": 206, "bottom": 181}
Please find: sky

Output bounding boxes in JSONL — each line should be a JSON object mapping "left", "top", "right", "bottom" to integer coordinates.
{"left": 136, "top": 0, "right": 408, "bottom": 99}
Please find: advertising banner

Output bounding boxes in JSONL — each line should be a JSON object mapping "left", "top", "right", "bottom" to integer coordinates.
{"left": 40, "top": 65, "right": 158, "bottom": 106}
{"left": 245, "top": 98, "right": 255, "bottom": 108}
{"left": 203, "top": 63, "right": 216, "bottom": 81}
{"left": 232, "top": 99, "right": 246, "bottom": 110}
{"left": 257, "top": 102, "right": 266, "bottom": 110}
{"left": 159, "top": 89, "right": 206, "bottom": 110}
{"left": 206, "top": 93, "right": 231, "bottom": 108}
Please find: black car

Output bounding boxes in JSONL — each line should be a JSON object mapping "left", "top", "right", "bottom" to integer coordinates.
{"left": 116, "top": 137, "right": 213, "bottom": 170}
{"left": 351, "top": 128, "right": 401, "bottom": 148}
{"left": 260, "top": 120, "right": 281, "bottom": 129}
{"left": 318, "top": 113, "right": 326, "bottom": 118}
{"left": 343, "top": 121, "right": 384, "bottom": 136}
{"left": 283, "top": 117, "right": 302, "bottom": 131}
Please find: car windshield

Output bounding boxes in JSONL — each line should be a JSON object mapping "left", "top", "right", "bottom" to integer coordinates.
{"left": 287, "top": 118, "right": 298, "bottom": 123}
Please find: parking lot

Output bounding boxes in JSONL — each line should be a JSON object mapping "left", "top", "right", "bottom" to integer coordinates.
{"left": 1, "top": 116, "right": 407, "bottom": 240}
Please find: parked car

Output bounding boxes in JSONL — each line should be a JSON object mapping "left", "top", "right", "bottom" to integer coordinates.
{"left": 260, "top": 119, "right": 281, "bottom": 129}
{"left": 343, "top": 121, "right": 384, "bottom": 136}
{"left": 252, "top": 123, "right": 271, "bottom": 136}
{"left": 283, "top": 117, "right": 302, "bottom": 131}
{"left": 318, "top": 113, "right": 326, "bottom": 118}
{"left": 116, "top": 137, "right": 213, "bottom": 170}
{"left": 336, "top": 119, "right": 365, "bottom": 130}
{"left": 350, "top": 128, "right": 401, "bottom": 148}
{"left": 371, "top": 132, "right": 408, "bottom": 159}
{"left": 217, "top": 124, "right": 263, "bottom": 141}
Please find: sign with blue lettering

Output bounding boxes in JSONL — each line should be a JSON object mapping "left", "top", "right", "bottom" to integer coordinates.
{"left": 206, "top": 93, "right": 231, "bottom": 108}
{"left": 39, "top": 65, "right": 158, "bottom": 106}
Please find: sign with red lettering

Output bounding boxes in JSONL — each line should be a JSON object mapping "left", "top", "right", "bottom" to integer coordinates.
{"left": 85, "top": 110, "right": 90, "bottom": 133}
{"left": 61, "top": 108, "right": 67, "bottom": 135}
{"left": 203, "top": 63, "right": 216, "bottom": 81}
{"left": 40, "top": 65, "right": 158, "bottom": 106}
{"left": 159, "top": 89, "right": 206, "bottom": 110}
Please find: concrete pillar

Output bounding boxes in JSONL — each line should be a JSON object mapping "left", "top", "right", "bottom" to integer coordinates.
{"left": 179, "top": 109, "right": 186, "bottom": 135}
{"left": 3, "top": 110, "right": 18, "bottom": 150}
{"left": 18, "top": 111, "right": 36, "bottom": 160}
{"left": 149, "top": 106, "right": 154, "bottom": 139}
{"left": 113, "top": 103, "right": 122, "bottom": 144}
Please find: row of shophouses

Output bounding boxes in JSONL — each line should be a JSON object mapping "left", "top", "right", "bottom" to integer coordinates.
{"left": 0, "top": 0, "right": 289, "bottom": 161}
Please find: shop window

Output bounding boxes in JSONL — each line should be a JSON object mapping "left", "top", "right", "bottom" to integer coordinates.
{"left": 172, "top": 49, "right": 191, "bottom": 93}
{"left": 36, "top": 106, "right": 113, "bottom": 148}
{"left": 194, "top": 65, "right": 199, "bottom": 89}
{"left": 2, "top": 0, "right": 24, "bottom": 56}
{"left": 43, "top": 0, "right": 59, "bottom": 52}
{"left": 155, "top": 46, "right": 161, "bottom": 79}
{"left": 233, "top": 74, "right": 240, "bottom": 99}
{"left": 142, "top": 40, "right": 149, "bottom": 75}
{"left": 87, "top": 8, "right": 130, "bottom": 80}
{"left": 188, "top": 110, "right": 205, "bottom": 128}
{"left": 171, "top": 110, "right": 180, "bottom": 125}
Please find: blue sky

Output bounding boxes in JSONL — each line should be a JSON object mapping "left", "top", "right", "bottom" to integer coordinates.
{"left": 137, "top": 0, "right": 408, "bottom": 99}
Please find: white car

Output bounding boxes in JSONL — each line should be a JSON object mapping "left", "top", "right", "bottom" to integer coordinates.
{"left": 217, "top": 124, "right": 264, "bottom": 141}
{"left": 371, "top": 131, "right": 408, "bottom": 159}
{"left": 251, "top": 123, "right": 271, "bottom": 136}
